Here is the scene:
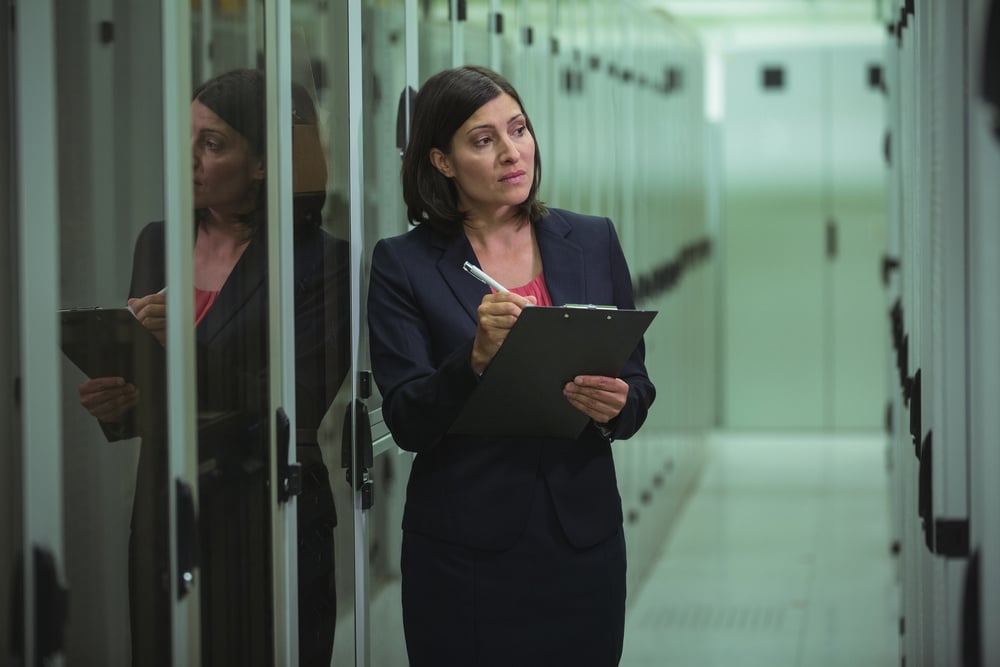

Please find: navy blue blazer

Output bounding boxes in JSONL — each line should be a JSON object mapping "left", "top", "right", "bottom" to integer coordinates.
{"left": 120, "top": 219, "right": 349, "bottom": 445}
{"left": 367, "top": 208, "right": 656, "bottom": 551}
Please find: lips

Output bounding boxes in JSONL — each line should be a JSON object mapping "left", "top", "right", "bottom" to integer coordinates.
{"left": 499, "top": 170, "right": 526, "bottom": 183}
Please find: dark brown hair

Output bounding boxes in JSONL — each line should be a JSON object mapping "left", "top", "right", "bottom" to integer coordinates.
{"left": 401, "top": 65, "right": 546, "bottom": 234}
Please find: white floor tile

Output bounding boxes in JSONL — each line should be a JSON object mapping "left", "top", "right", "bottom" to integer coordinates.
{"left": 621, "top": 432, "right": 900, "bottom": 667}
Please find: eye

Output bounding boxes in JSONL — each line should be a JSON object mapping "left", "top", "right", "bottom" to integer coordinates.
{"left": 473, "top": 135, "right": 493, "bottom": 148}
{"left": 512, "top": 125, "right": 527, "bottom": 137}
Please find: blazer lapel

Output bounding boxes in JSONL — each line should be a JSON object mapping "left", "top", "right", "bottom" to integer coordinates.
{"left": 436, "top": 233, "right": 487, "bottom": 324}
{"left": 536, "top": 210, "right": 586, "bottom": 307}
{"left": 428, "top": 210, "right": 586, "bottom": 319}
{"left": 196, "top": 237, "right": 267, "bottom": 344}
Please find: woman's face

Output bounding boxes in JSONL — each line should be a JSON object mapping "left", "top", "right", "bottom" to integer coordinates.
{"left": 191, "top": 99, "right": 264, "bottom": 215}
{"left": 430, "top": 92, "right": 535, "bottom": 220}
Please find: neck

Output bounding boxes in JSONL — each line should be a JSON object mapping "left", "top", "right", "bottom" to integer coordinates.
{"left": 465, "top": 215, "right": 534, "bottom": 258}
{"left": 463, "top": 207, "right": 529, "bottom": 243}
{"left": 201, "top": 209, "right": 255, "bottom": 246}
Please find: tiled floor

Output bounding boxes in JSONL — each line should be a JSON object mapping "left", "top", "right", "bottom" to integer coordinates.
{"left": 620, "top": 432, "right": 900, "bottom": 666}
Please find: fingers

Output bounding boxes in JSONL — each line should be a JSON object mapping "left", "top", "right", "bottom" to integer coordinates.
{"left": 562, "top": 376, "right": 629, "bottom": 424}
{"left": 79, "top": 377, "right": 127, "bottom": 396}
{"left": 470, "top": 293, "right": 534, "bottom": 375}
{"left": 128, "top": 293, "right": 167, "bottom": 329}
{"left": 476, "top": 292, "right": 533, "bottom": 323}
{"left": 129, "top": 293, "right": 167, "bottom": 346}
{"left": 79, "top": 377, "right": 139, "bottom": 422}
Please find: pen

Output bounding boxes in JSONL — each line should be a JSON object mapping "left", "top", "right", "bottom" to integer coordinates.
{"left": 462, "top": 261, "right": 509, "bottom": 293}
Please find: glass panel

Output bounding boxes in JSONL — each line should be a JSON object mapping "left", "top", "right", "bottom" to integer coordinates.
{"left": 1, "top": 4, "right": 22, "bottom": 662}
{"left": 188, "top": 1, "right": 354, "bottom": 663}
{"left": 289, "top": 1, "right": 356, "bottom": 665}
{"left": 360, "top": 0, "right": 410, "bottom": 663}
{"left": 186, "top": 4, "right": 281, "bottom": 662}
{"left": 53, "top": 2, "right": 172, "bottom": 663}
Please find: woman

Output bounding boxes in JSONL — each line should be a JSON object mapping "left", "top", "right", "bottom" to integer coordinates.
{"left": 367, "top": 65, "right": 656, "bottom": 666}
{"left": 78, "top": 69, "right": 347, "bottom": 666}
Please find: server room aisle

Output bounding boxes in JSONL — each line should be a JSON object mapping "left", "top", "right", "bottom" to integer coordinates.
{"left": 620, "top": 433, "right": 899, "bottom": 667}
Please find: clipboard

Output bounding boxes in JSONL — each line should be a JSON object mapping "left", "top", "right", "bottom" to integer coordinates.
{"left": 60, "top": 307, "right": 165, "bottom": 386}
{"left": 449, "top": 305, "right": 657, "bottom": 439}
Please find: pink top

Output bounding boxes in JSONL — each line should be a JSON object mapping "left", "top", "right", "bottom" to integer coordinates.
{"left": 509, "top": 272, "right": 553, "bottom": 307}
{"left": 194, "top": 288, "right": 220, "bottom": 326}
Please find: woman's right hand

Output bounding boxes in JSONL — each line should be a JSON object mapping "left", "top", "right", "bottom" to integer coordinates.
{"left": 78, "top": 377, "right": 139, "bottom": 423}
{"left": 470, "top": 292, "right": 536, "bottom": 375}
{"left": 128, "top": 291, "right": 167, "bottom": 346}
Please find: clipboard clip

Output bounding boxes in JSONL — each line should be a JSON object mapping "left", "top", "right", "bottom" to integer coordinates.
{"left": 562, "top": 303, "right": 618, "bottom": 310}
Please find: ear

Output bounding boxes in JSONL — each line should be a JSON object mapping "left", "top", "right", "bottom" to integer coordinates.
{"left": 429, "top": 148, "right": 454, "bottom": 178}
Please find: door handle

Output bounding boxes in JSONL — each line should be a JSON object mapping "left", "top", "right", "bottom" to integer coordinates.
{"left": 175, "top": 478, "right": 199, "bottom": 599}
{"left": 825, "top": 219, "right": 838, "bottom": 260}
{"left": 276, "top": 407, "right": 302, "bottom": 503}
{"left": 341, "top": 398, "right": 374, "bottom": 509}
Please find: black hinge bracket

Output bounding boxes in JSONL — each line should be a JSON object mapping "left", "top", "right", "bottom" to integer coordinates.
{"left": 935, "top": 519, "right": 970, "bottom": 558}
{"left": 99, "top": 20, "right": 114, "bottom": 44}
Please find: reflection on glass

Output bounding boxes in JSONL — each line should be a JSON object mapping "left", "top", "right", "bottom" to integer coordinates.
{"left": 73, "top": 68, "right": 347, "bottom": 666}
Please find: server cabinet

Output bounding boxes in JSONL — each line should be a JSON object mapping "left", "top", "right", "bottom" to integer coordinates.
{"left": 884, "top": 0, "right": 985, "bottom": 664}
{"left": 968, "top": 0, "right": 1000, "bottom": 661}
{"left": 721, "top": 41, "right": 887, "bottom": 431}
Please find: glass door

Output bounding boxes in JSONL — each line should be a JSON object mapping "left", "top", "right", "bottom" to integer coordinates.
{"left": 352, "top": 0, "right": 412, "bottom": 663}
{"left": 0, "top": 1, "right": 19, "bottom": 659}
{"left": 9, "top": 2, "right": 67, "bottom": 665}
{"left": 285, "top": 0, "right": 359, "bottom": 664}
{"left": 8, "top": 0, "right": 344, "bottom": 663}
{"left": 184, "top": 0, "right": 352, "bottom": 664}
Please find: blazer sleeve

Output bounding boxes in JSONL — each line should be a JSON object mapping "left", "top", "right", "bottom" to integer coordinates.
{"left": 99, "top": 221, "right": 167, "bottom": 442}
{"left": 367, "top": 237, "right": 480, "bottom": 453}
{"left": 603, "top": 217, "right": 656, "bottom": 442}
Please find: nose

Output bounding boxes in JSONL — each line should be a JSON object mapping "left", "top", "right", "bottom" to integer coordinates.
{"left": 497, "top": 134, "right": 520, "bottom": 163}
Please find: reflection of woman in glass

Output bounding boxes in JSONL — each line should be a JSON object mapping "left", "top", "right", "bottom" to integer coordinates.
{"left": 78, "top": 69, "right": 347, "bottom": 666}
{"left": 367, "top": 65, "right": 656, "bottom": 666}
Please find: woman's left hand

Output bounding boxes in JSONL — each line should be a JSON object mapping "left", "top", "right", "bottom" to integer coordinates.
{"left": 562, "top": 375, "right": 629, "bottom": 426}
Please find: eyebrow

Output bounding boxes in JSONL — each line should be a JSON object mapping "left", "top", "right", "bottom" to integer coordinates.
{"left": 197, "top": 128, "right": 228, "bottom": 139}
{"left": 464, "top": 113, "right": 525, "bottom": 136}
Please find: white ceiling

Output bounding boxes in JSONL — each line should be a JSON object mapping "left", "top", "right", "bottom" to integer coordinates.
{"left": 637, "top": 0, "right": 883, "bottom": 25}
{"left": 634, "top": 0, "right": 886, "bottom": 51}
